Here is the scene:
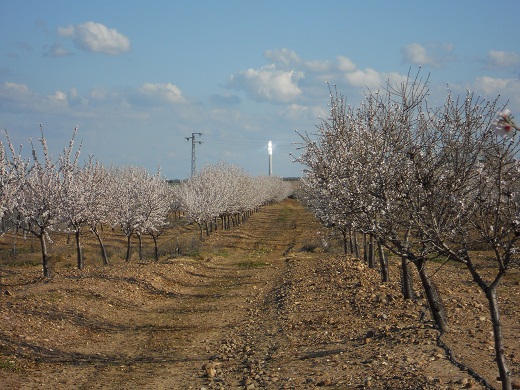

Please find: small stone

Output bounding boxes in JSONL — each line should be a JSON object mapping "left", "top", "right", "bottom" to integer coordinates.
{"left": 204, "top": 362, "right": 218, "bottom": 378}
{"left": 317, "top": 378, "right": 332, "bottom": 386}
{"left": 206, "top": 366, "right": 216, "bottom": 378}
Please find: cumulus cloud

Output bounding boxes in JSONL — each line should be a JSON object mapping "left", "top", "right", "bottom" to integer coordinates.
{"left": 484, "top": 50, "right": 520, "bottom": 70}
{"left": 344, "top": 69, "right": 408, "bottom": 91}
{"left": 57, "top": 21, "right": 130, "bottom": 55}
{"left": 264, "top": 48, "right": 301, "bottom": 67}
{"left": 305, "top": 60, "right": 331, "bottom": 73}
{"left": 401, "top": 42, "right": 453, "bottom": 67}
{"left": 228, "top": 64, "right": 304, "bottom": 103}
{"left": 337, "top": 56, "right": 357, "bottom": 72}
{"left": 137, "top": 83, "right": 187, "bottom": 105}
{"left": 45, "top": 43, "right": 73, "bottom": 57}
{"left": 279, "top": 103, "right": 327, "bottom": 121}
{"left": 0, "top": 82, "right": 73, "bottom": 113}
{"left": 473, "top": 76, "right": 520, "bottom": 107}
{"left": 0, "top": 82, "right": 37, "bottom": 104}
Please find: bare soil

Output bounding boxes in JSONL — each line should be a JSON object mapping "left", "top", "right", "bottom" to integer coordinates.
{"left": 1, "top": 199, "right": 519, "bottom": 389}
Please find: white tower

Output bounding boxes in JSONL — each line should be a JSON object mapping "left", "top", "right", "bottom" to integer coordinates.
{"left": 268, "top": 141, "right": 273, "bottom": 176}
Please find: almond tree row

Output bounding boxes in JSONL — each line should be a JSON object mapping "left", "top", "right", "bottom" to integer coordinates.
{"left": 174, "top": 162, "right": 293, "bottom": 239}
{"left": 1, "top": 129, "right": 294, "bottom": 278}
{"left": 295, "top": 71, "right": 519, "bottom": 389}
{"left": 0, "top": 127, "right": 174, "bottom": 277}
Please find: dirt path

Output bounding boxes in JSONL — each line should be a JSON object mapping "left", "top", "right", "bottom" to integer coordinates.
{"left": 1, "top": 199, "right": 519, "bottom": 389}
{"left": 0, "top": 199, "right": 325, "bottom": 389}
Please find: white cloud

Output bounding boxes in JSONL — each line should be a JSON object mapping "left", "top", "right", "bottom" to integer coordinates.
{"left": 279, "top": 103, "right": 327, "bottom": 121}
{"left": 401, "top": 42, "right": 453, "bottom": 68}
{"left": 337, "top": 56, "right": 357, "bottom": 72}
{"left": 305, "top": 60, "right": 331, "bottom": 73}
{"left": 345, "top": 68, "right": 382, "bottom": 89}
{"left": 473, "top": 76, "right": 520, "bottom": 108}
{"left": 344, "top": 69, "right": 408, "bottom": 91}
{"left": 402, "top": 43, "right": 431, "bottom": 65}
{"left": 484, "top": 50, "right": 520, "bottom": 70}
{"left": 46, "top": 43, "right": 73, "bottom": 57}
{"left": 0, "top": 82, "right": 72, "bottom": 113}
{"left": 264, "top": 48, "right": 301, "bottom": 67}
{"left": 228, "top": 64, "right": 304, "bottom": 103}
{"left": 57, "top": 21, "right": 130, "bottom": 55}
{"left": 138, "top": 83, "right": 187, "bottom": 104}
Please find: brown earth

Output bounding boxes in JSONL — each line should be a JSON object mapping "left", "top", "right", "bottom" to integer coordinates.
{"left": 0, "top": 199, "right": 519, "bottom": 389}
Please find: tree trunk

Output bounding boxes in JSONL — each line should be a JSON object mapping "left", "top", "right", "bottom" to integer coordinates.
{"left": 348, "top": 228, "right": 354, "bottom": 255}
{"left": 401, "top": 255, "right": 413, "bottom": 299}
{"left": 486, "top": 285, "right": 512, "bottom": 390}
{"left": 137, "top": 232, "right": 143, "bottom": 261}
{"left": 149, "top": 234, "right": 159, "bottom": 261}
{"left": 39, "top": 233, "right": 51, "bottom": 278}
{"left": 341, "top": 229, "right": 348, "bottom": 255}
{"left": 125, "top": 234, "right": 132, "bottom": 262}
{"left": 363, "top": 234, "right": 368, "bottom": 263}
{"left": 353, "top": 231, "right": 360, "bottom": 259}
{"left": 75, "top": 229, "right": 84, "bottom": 270}
{"left": 414, "top": 258, "right": 449, "bottom": 333}
{"left": 91, "top": 226, "right": 109, "bottom": 265}
{"left": 368, "top": 233, "right": 376, "bottom": 268}
{"left": 377, "top": 240, "right": 389, "bottom": 282}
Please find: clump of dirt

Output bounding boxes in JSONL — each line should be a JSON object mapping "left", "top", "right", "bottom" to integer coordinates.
{"left": 1, "top": 199, "right": 519, "bottom": 389}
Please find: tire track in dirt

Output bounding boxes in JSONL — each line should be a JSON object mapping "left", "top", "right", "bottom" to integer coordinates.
{"left": 0, "top": 199, "right": 323, "bottom": 389}
{"left": 194, "top": 199, "right": 325, "bottom": 389}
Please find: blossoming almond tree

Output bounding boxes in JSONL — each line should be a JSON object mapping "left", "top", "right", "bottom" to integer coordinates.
{"left": 140, "top": 169, "right": 174, "bottom": 261}
{"left": 297, "top": 72, "right": 517, "bottom": 388}
{"left": 60, "top": 153, "right": 110, "bottom": 269}
{"left": 109, "top": 166, "right": 151, "bottom": 262}
{"left": 13, "top": 126, "right": 65, "bottom": 277}
{"left": 175, "top": 163, "right": 293, "bottom": 239}
{"left": 414, "top": 102, "right": 518, "bottom": 390}
{"left": 0, "top": 131, "right": 29, "bottom": 222}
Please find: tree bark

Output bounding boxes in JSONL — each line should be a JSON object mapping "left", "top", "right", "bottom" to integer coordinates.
{"left": 125, "top": 234, "right": 132, "bottom": 262}
{"left": 91, "top": 226, "right": 109, "bottom": 265}
{"left": 368, "top": 233, "right": 376, "bottom": 268}
{"left": 341, "top": 229, "right": 348, "bottom": 255}
{"left": 466, "top": 257, "right": 511, "bottom": 390}
{"left": 151, "top": 235, "right": 159, "bottom": 262}
{"left": 75, "top": 229, "right": 84, "bottom": 270}
{"left": 414, "top": 258, "right": 449, "bottom": 333}
{"left": 363, "top": 234, "right": 368, "bottom": 263}
{"left": 137, "top": 232, "right": 143, "bottom": 261}
{"left": 401, "top": 255, "right": 413, "bottom": 299}
{"left": 486, "top": 285, "right": 512, "bottom": 390}
{"left": 353, "top": 231, "right": 360, "bottom": 259}
{"left": 348, "top": 228, "right": 354, "bottom": 255}
{"left": 39, "top": 233, "right": 51, "bottom": 278}
{"left": 377, "top": 240, "right": 389, "bottom": 282}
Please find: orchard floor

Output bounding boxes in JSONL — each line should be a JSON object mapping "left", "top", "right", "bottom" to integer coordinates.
{"left": 1, "top": 199, "right": 519, "bottom": 389}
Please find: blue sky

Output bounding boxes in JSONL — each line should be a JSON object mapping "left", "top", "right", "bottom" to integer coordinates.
{"left": 1, "top": 0, "right": 519, "bottom": 179}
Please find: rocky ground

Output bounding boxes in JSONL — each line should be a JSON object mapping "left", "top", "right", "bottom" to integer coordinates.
{"left": 0, "top": 199, "right": 519, "bottom": 389}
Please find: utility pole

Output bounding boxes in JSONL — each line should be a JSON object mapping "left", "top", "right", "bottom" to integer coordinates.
{"left": 185, "top": 132, "right": 203, "bottom": 176}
